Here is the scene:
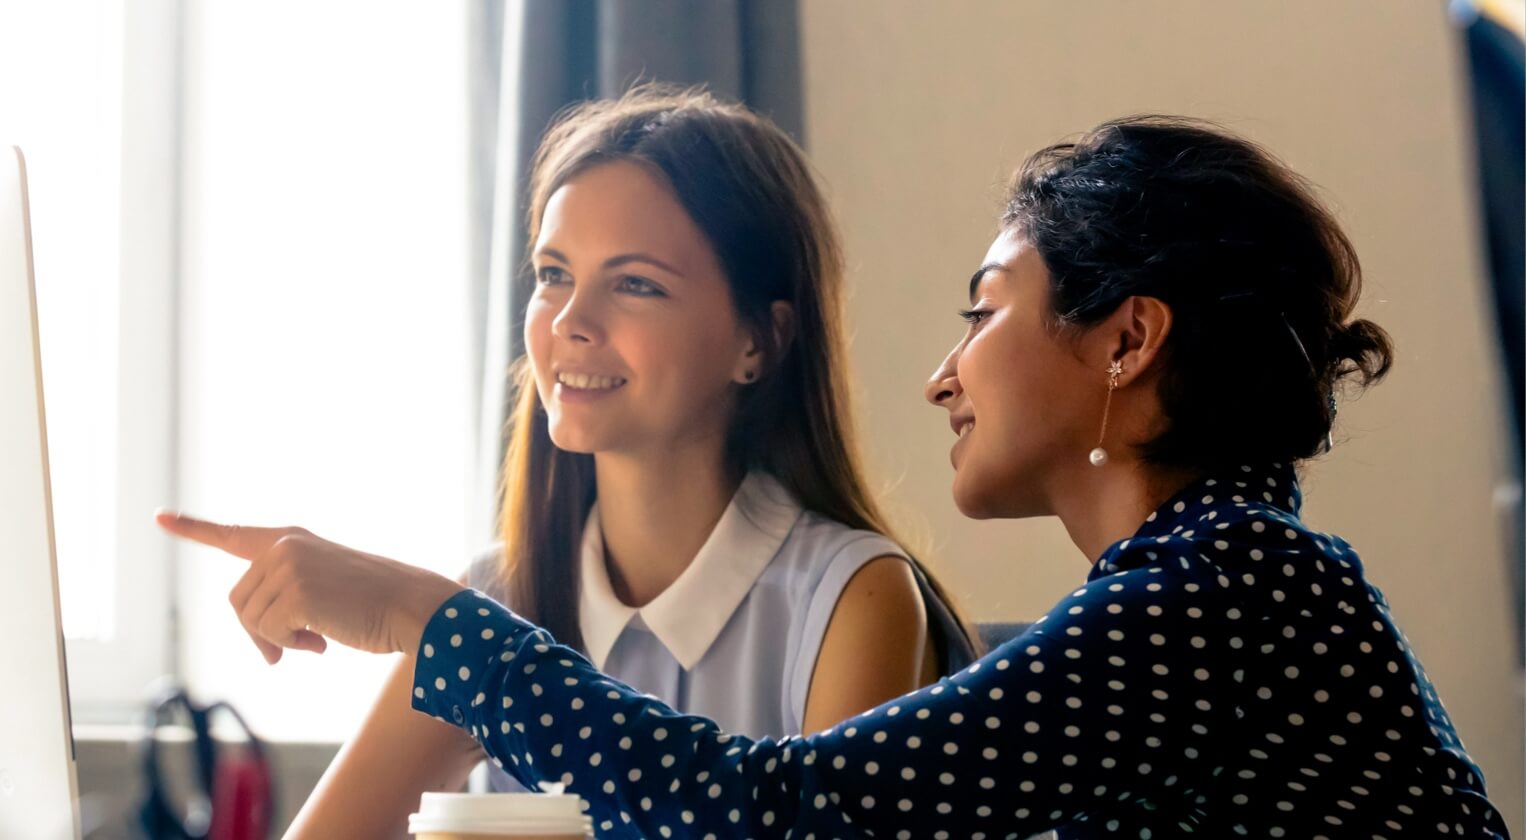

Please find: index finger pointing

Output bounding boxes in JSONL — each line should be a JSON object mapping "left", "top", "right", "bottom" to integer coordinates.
{"left": 154, "top": 509, "right": 289, "bottom": 561}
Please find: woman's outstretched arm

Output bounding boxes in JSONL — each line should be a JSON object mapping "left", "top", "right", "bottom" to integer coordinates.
{"left": 411, "top": 548, "right": 1229, "bottom": 840}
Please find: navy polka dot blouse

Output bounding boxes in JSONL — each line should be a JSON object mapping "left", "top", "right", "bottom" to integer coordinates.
{"left": 413, "top": 463, "right": 1508, "bottom": 838}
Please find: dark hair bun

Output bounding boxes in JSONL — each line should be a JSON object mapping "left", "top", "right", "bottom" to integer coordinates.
{"left": 1330, "top": 318, "right": 1394, "bottom": 388}
{"left": 1004, "top": 115, "right": 1394, "bottom": 471}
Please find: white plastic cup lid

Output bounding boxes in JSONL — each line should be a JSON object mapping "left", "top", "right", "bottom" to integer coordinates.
{"left": 407, "top": 787, "right": 592, "bottom": 836}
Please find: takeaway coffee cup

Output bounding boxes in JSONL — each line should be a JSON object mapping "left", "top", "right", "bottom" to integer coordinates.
{"left": 407, "top": 787, "right": 593, "bottom": 840}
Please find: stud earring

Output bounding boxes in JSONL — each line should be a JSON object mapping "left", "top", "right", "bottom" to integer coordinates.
{"left": 1089, "top": 360, "right": 1124, "bottom": 467}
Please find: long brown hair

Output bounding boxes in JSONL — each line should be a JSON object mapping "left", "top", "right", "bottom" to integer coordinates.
{"left": 497, "top": 85, "right": 975, "bottom": 662}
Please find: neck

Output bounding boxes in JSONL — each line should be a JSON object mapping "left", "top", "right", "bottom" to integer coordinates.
{"left": 593, "top": 442, "right": 741, "bottom": 607}
{"left": 1049, "top": 456, "right": 1201, "bottom": 563}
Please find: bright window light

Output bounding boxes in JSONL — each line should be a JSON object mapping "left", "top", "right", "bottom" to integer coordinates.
{"left": 176, "top": 1, "right": 473, "bottom": 741}
{"left": 0, "top": 0, "right": 125, "bottom": 642}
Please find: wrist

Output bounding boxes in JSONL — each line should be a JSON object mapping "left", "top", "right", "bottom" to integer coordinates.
{"left": 394, "top": 570, "right": 466, "bottom": 655}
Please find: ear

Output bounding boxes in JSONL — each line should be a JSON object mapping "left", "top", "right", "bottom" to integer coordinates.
{"left": 1090, "top": 295, "right": 1172, "bottom": 386}
{"left": 734, "top": 301, "right": 796, "bottom": 384}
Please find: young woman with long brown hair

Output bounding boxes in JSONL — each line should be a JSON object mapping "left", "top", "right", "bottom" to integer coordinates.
{"left": 268, "top": 87, "right": 973, "bottom": 838}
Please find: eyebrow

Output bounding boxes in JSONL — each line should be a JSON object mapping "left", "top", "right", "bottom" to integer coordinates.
{"left": 968, "top": 262, "right": 1006, "bottom": 304}
{"left": 536, "top": 247, "right": 687, "bottom": 279}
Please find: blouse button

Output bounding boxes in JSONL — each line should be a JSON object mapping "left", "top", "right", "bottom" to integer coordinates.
{"left": 452, "top": 705, "right": 465, "bottom": 725}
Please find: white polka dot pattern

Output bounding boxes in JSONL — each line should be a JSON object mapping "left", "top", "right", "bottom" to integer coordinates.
{"left": 412, "top": 463, "right": 1507, "bottom": 838}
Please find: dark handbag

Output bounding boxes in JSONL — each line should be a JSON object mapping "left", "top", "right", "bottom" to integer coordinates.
{"left": 137, "top": 687, "right": 274, "bottom": 840}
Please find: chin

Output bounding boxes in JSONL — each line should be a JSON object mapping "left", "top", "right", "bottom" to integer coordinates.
{"left": 545, "top": 423, "right": 603, "bottom": 455}
{"left": 951, "top": 464, "right": 1048, "bottom": 521}
{"left": 950, "top": 474, "right": 1001, "bottom": 520}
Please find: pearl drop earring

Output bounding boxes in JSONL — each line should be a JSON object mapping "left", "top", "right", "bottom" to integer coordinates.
{"left": 1089, "top": 360, "right": 1124, "bottom": 467}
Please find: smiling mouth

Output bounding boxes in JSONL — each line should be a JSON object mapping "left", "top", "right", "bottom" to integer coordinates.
{"left": 556, "top": 372, "right": 628, "bottom": 391}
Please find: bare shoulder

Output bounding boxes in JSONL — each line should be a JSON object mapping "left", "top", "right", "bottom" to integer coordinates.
{"left": 836, "top": 554, "right": 926, "bottom": 618}
{"left": 802, "top": 555, "right": 930, "bottom": 732}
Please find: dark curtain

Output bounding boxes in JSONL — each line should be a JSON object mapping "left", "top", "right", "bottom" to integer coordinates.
{"left": 467, "top": 0, "right": 803, "bottom": 541}
{"left": 1453, "top": 0, "right": 1524, "bottom": 663}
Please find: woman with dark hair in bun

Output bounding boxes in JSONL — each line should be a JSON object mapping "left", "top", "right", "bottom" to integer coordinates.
{"left": 163, "top": 115, "right": 1509, "bottom": 838}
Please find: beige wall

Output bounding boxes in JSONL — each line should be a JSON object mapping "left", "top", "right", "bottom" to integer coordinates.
{"left": 801, "top": 1, "right": 1522, "bottom": 833}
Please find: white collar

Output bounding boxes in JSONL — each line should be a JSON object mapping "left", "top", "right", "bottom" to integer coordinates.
{"left": 578, "top": 472, "right": 804, "bottom": 671}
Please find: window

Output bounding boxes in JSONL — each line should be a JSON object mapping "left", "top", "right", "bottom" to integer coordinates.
{"left": 0, "top": 0, "right": 181, "bottom": 721}
{"left": 0, "top": 2, "right": 123, "bottom": 640}
{"left": 2, "top": 0, "right": 476, "bottom": 740}
{"left": 175, "top": 2, "right": 473, "bottom": 741}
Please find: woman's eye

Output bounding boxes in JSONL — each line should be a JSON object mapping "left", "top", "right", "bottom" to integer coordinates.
{"left": 536, "top": 266, "right": 569, "bottom": 286}
{"left": 617, "top": 275, "right": 665, "bottom": 297}
{"left": 958, "top": 308, "right": 991, "bottom": 326}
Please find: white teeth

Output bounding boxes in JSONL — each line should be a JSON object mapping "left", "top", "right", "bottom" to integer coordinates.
{"left": 958, "top": 421, "right": 974, "bottom": 438}
{"left": 557, "top": 372, "right": 627, "bottom": 391}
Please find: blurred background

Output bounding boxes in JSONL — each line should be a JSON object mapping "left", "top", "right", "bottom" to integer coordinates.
{"left": 1, "top": 0, "right": 1519, "bottom": 836}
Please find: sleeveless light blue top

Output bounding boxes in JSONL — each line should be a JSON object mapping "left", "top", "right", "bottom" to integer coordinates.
{"left": 466, "top": 472, "right": 973, "bottom": 792}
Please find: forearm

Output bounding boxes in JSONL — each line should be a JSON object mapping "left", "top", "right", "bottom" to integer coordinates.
{"left": 409, "top": 590, "right": 831, "bottom": 837}
{"left": 289, "top": 655, "right": 481, "bottom": 839}
{"left": 408, "top": 587, "right": 1171, "bottom": 839}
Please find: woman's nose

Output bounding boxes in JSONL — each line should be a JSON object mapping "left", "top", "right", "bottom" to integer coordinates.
{"left": 551, "top": 293, "right": 603, "bottom": 345}
{"left": 924, "top": 346, "right": 962, "bottom": 406}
